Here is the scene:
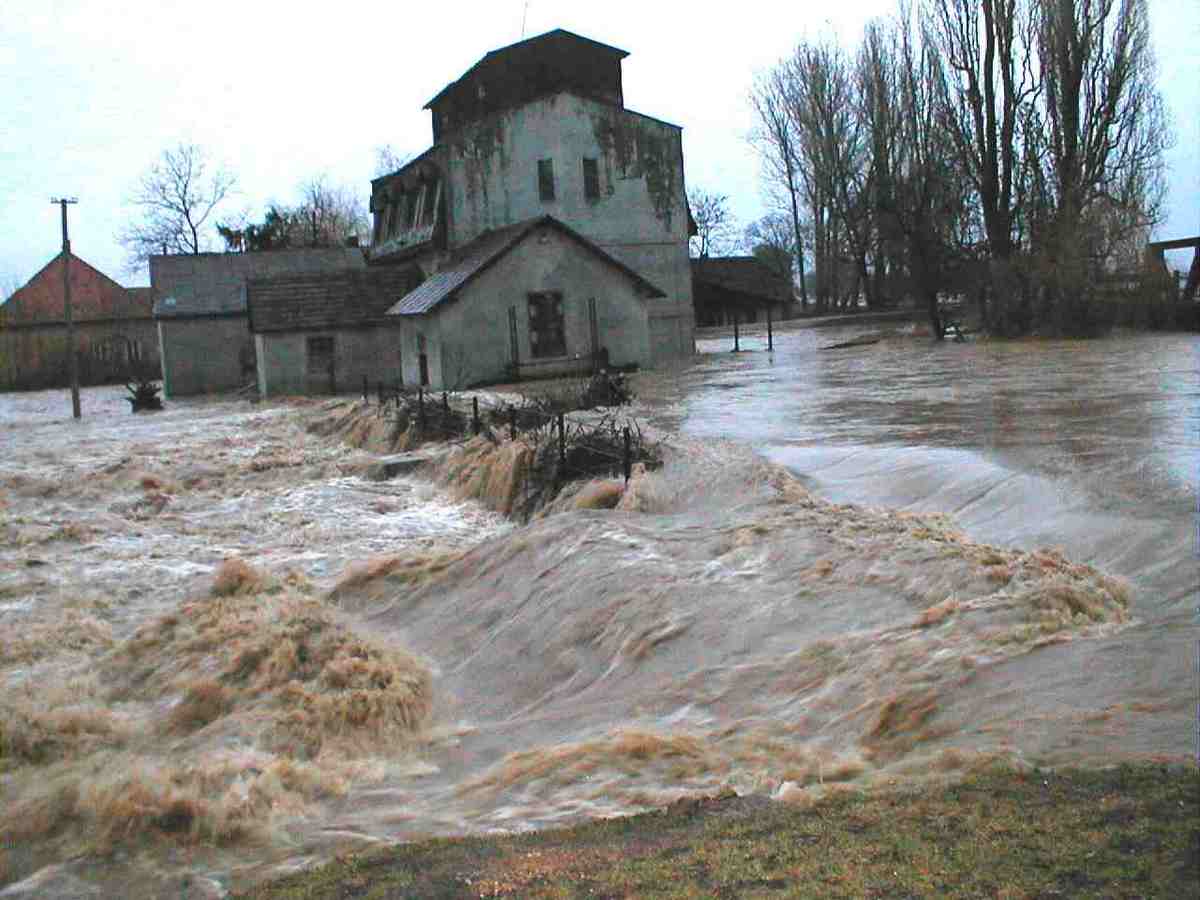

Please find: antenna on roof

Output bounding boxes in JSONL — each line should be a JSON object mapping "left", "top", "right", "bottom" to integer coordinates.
{"left": 521, "top": 1, "right": 529, "bottom": 37}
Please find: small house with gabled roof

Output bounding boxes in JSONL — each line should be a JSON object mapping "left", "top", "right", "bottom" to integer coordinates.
{"left": 385, "top": 215, "right": 664, "bottom": 389}
{"left": 247, "top": 266, "right": 418, "bottom": 397}
{"left": 1, "top": 252, "right": 158, "bottom": 391}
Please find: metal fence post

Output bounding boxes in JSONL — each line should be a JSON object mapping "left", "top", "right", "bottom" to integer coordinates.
{"left": 734, "top": 312, "right": 740, "bottom": 352}
{"left": 623, "top": 426, "right": 631, "bottom": 483}
{"left": 472, "top": 396, "right": 480, "bottom": 435}
{"left": 767, "top": 305, "right": 774, "bottom": 351}
{"left": 509, "top": 406, "right": 517, "bottom": 441}
{"left": 557, "top": 413, "right": 566, "bottom": 470}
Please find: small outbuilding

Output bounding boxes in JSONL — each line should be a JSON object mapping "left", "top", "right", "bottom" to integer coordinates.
{"left": 386, "top": 215, "right": 666, "bottom": 390}
{"left": 151, "top": 248, "right": 365, "bottom": 397}
{"left": 691, "top": 256, "right": 793, "bottom": 327}
{"left": 246, "top": 267, "right": 420, "bottom": 397}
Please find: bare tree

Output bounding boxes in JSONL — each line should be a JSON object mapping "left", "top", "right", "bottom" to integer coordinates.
{"left": 291, "top": 175, "right": 370, "bottom": 247}
{"left": 1037, "top": 0, "right": 1168, "bottom": 312}
{"left": 927, "top": 0, "right": 1042, "bottom": 331}
{"left": 750, "top": 70, "right": 810, "bottom": 304}
{"left": 374, "top": 144, "right": 413, "bottom": 178}
{"left": 688, "top": 189, "right": 737, "bottom": 257}
{"left": 117, "top": 143, "right": 237, "bottom": 270}
{"left": 744, "top": 214, "right": 798, "bottom": 282}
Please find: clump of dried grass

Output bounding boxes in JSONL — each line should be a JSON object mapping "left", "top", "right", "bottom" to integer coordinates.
{"left": 862, "top": 690, "right": 945, "bottom": 764}
{"left": 569, "top": 480, "right": 625, "bottom": 511}
{"left": 107, "top": 588, "right": 434, "bottom": 761}
{"left": 463, "top": 730, "right": 719, "bottom": 797}
{"left": 166, "top": 680, "right": 231, "bottom": 733}
{"left": 326, "top": 549, "right": 464, "bottom": 613}
{"left": 916, "top": 598, "right": 961, "bottom": 628}
{"left": 0, "top": 611, "right": 114, "bottom": 666}
{"left": 210, "top": 557, "right": 268, "bottom": 597}
{"left": 436, "top": 437, "right": 535, "bottom": 517}
{"left": 0, "top": 701, "right": 127, "bottom": 766}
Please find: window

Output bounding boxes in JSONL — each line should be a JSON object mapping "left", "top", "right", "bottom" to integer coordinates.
{"left": 582, "top": 157, "right": 600, "bottom": 200}
{"left": 528, "top": 291, "right": 566, "bottom": 358}
{"left": 410, "top": 186, "right": 426, "bottom": 229}
{"left": 538, "top": 159, "right": 555, "bottom": 203}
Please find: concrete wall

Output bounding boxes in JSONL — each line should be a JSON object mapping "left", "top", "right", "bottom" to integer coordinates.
{"left": 399, "top": 222, "right": 650, "bottom": 391}
{"left": 151, "top": 249, "right": 366, "bottom": 396}
{"left": 1, "top": 319, "right": 159, "bottom": 391}
{"left": 157, "top": 316, "right": 253, "bottom": 398}
{"left": 256, "top": 326, "right": 403, "bottom": 398}
{"left": 440, "top": 92, "right": 693, "bottom": 361}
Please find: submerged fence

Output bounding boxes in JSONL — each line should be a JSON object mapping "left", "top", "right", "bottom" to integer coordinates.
{"left": 357, "top": 375, "right": 650, "bottom": 487}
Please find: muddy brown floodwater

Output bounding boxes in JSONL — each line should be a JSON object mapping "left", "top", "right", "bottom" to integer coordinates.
{"left": 0, "top": 326, "right": 1195, "bottom": 898}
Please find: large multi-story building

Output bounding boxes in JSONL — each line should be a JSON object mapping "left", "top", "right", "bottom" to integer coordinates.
{"left": 369, "top": 28, "right": 695, "bottom": 389}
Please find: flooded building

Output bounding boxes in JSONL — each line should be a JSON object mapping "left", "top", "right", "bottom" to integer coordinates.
{"left": 372, "top": 28, "right": 695, "bottom": 388}
{"left": 151, "top": 248, "right": 365, "bottom": 397}
{"left": 691, "top": 256, "right": 794, "bottom": 327}
{"left": 247, "top": 267, "right": 413, "bottom": 397}
{"left": 0, "top": 252, "right": 158, "bottom": 391}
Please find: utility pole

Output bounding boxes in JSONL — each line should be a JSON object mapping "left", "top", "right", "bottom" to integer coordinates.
{"left": 51, "top": 197, "right": 81, "bottom": 419}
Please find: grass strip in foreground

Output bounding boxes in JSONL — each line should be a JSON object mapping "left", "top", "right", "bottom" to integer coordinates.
{"left": 237, "top": 764, "right": 1197, "bottom": 899}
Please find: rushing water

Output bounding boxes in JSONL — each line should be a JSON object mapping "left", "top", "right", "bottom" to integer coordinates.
{"left": 684, "top": 323, "right": 1197, "bottom": 759}
{"left": 0, "top": 328, "right": 1195, "bottom": 898}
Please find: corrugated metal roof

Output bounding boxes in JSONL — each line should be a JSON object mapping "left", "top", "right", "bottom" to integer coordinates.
{"left": 248, "top": 266, "right": 419, "bottom": 333}
{"left": 387, "top": 216, "right": 666, "bottom": 317}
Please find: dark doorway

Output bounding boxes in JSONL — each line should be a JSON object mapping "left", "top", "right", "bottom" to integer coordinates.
{"left": 417, "top": 334, "right": 430, "bottom": 386}
{"left": 306, "top": 335, "right": 335, "bottom": 394}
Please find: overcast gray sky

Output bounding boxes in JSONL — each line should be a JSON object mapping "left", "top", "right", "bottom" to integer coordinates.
{"left": 2, "top": 0, "right": 1196, "bottom": 288}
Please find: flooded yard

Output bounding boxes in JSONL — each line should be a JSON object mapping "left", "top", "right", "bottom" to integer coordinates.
{"left": 1, "top": 327, "right": 1195, "bottom": 897}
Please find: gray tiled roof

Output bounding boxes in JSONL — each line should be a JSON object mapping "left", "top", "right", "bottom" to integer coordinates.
{"left": 388, "top": 216, "right": 665, "bottom": 316}
{"left": 151, "top": 248, "right": 366, "bottom": 318}
{"left": 247, "top": 266, "right": 419, "bottom": 333}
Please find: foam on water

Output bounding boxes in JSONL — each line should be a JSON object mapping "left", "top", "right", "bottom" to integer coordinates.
{"left": 1, "top": 330, "right": 1196, "bottom": 897}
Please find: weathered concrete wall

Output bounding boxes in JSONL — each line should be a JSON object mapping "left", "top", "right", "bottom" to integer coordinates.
{"left": 256, "top": 326, "right": 403, "bottom": 398}
{"left": 157, "top": 316, "right": 253, "bottom": 398}
{"left": 441, "top": 92, "right": 693, "bottom": 361}
{"left": 399, "top": 223, "right": 650, "bottom": 391}
{"left": 0, "top": 320, "right": 159, "bottom": 391}
{"left": 151, "top": 249, "right": 367, "bottom": 396}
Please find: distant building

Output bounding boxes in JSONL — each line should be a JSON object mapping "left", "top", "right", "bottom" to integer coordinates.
{"left": 690, "top": 257, "right": 793, "bottom": 327}
{"left": 0, "top": 252, "right": 157, "bottom": 391}
{"left": 151, "top": 248, "right": 365, "bottom": 397}
{"left": 369, "top": 28, "right": 695, "bottom": 389}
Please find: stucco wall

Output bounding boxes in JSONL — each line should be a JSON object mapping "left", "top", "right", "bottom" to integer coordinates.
{"left": 157, "top": 316, "right": 253, "bottom": 398}
{"left": 441, "top": 92, "right": 693, "bottom": 360}
{"left": 256, "top": 326, "right": 403, "bottom": 398}
{"left": 0, "top": 320, "right": 159, "bottom": 391}
{"left": 399, "top": 223, "right": 650, "bottom": 391}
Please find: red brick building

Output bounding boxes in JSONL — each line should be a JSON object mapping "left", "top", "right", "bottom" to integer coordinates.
{"left": 0, "top": 252, "right": 159, "bottom": 391}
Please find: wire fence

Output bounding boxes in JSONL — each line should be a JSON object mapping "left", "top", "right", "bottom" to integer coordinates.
{"left": 356, "top": 374, "right": 656, "bottom": 489}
